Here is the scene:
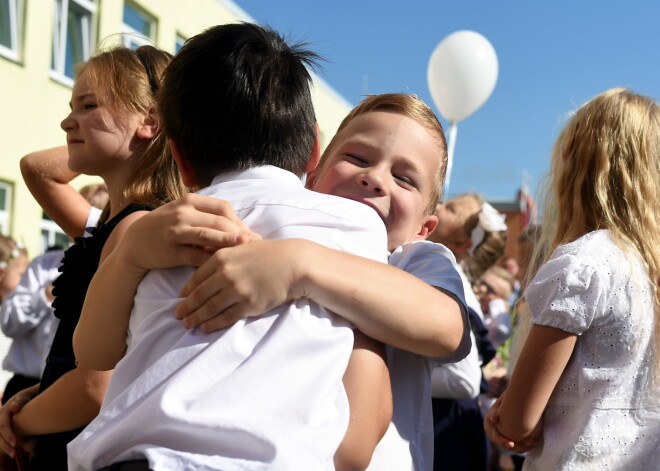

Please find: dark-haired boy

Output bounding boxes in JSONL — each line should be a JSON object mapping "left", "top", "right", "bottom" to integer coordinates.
{"left": 67, "top": 23, "right": 390, "bottom": 470}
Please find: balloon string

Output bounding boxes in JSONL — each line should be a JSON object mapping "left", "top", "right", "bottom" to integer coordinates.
{"left": 442, "top": 121, "right": 458, "bottom": 202}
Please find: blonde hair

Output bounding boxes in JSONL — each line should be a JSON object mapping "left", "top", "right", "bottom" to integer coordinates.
{"left": 0, "top": 235, "right": 25, "bottom": 267}
{"left": 457, "top": 193, "right": 508, "bottom": 284}
{"left": 77, "top": 46, "right": 186, "bottom": 221}
{"left": 482, "top": 265, "right": 514, "bottom": 301}
{"left": 319, "top": 94, "right": 447, "bottom": 214}
{"left": 79, "top": 183, "right": 109, "bottom": 210}
{"left": 531, "top": 87, "right": 660, "bottom": 342}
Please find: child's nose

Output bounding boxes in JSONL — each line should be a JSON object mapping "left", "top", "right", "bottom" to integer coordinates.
{"left": 60, "top": 113, "right": 76, "bottom": 132}
{"left": 359, "top": 168, "right": 386, "bottom": 193}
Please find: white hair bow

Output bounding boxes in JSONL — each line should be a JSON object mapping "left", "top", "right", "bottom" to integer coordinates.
{"left": 468, "top": 202, "right": 507, "bottom": 254}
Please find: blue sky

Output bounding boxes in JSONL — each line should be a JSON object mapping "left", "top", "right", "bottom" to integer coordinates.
{"left": 236, "top": 0, "right": 660, "bottom": 201}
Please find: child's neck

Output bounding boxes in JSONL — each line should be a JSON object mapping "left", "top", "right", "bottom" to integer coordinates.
{"left": 102, "top": 166, "right": 136, "bottom": 220}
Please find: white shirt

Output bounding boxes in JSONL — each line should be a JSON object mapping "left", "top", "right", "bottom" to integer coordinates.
{"left": 430, "top": 263, "right": 483, "bottom": 400}
{"left": 523, "top": 230, "right": 660, "bottom": 470}
{"left": 456, "top": 262, "right": 483, "bottom": 320}
{"left": 484, "top": 298, "right": 511, "bottom": 348}
{"left": 1, "top": 250, "right": 64, "bottom": 378}
{"left": 367, "top": 241, "right": 470, "bottom": 471}
{"left": 86, "top": 206, "right": 102, "bottom": 230}
{"left": 68, "top": 166, "right": 388, "bottom": 471}
{"left": 430, "top": 329, "right": 480, "bottom": 400}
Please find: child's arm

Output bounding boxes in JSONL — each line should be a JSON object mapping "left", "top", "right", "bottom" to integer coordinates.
{"left": 177, "top": 238, "right": 465, "bottom": 358}
{"left": 487, "top": 324, "right": 576, "bottom": 444}
{"left": 8, "top": 213, "right": 147, "bottom": 441}
{"left": 11, "top": 366, "right": 111, "bottom": 436}
{"left": 0, "top": 384, "right": 39, "bottom": 458}
{"left": 335, "top": 331, "right": 391, "bottom": 470}
{"left": 73, "top": 195, "right": 254, "bottom": 370}
{"left": 72, "top": 232, "right": 152, "bottom": 370}
{"left": 76, "top": 195, "right": 465, "bottom": 359}
{"left": 20, "top": 146, "right": 94, "bottom": 239}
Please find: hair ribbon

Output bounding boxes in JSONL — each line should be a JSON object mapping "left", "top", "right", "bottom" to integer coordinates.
{"left": 468, "top": 202, "right": 507, "bottom": 254}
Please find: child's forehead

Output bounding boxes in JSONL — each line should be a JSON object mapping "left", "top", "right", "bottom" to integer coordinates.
{"left": 449, "top": 195, "right": 480, "bottom": 213}
{"left": 349, "top": 110, "right": 430, "bottom": 132}
{"left": 340, "top": 111, "right": 442, "bottom": 151}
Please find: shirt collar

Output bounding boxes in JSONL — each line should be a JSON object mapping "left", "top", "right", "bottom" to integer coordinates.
{"left": 200, "top": 166, "right": 304, "bottom": 193}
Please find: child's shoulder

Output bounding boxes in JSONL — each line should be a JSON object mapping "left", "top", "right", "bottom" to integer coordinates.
{"left": 389, "top": 240, "right": 457, "bottom": 266}
{"left": 389, "top": 240, "right": 465, "bottom": 302}
{"left": 554, "top": 229, "right": 627, "bottom": 270}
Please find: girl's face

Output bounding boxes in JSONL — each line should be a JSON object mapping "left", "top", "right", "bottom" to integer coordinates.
{"left": 60, "top": 70, "right": 144, "bottom": 177}
{"left": 430, "top": 195, "right": 481, "bottom": 251}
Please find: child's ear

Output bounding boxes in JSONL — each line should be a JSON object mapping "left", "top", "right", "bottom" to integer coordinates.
{"left": 305, "top": 168, "right": 317, "bottom": 190}
{"left": 413, "top": 214, "right": 439, "bottom": 241}
{"left": 452, "top": 237, "right": 473, "bottom": 255}
{"left": 305, "top": 123, "right": 321, "bottom": 175}
{"left": 169, "top": 139, "right": 197, "bottom": 188}
{"left": 136, "top": 107, "right": 158, "bottom": 139}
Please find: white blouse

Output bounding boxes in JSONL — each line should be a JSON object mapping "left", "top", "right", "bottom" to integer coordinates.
{"left": 523, "top": 230, "right": 659, "bottom": 470}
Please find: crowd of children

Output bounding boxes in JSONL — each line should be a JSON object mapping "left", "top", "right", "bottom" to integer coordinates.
{"left": 0, "top": 20, "right": 656, "bottom": 471}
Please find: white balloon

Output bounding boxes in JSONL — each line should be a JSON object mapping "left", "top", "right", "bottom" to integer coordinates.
{"left": 427, "top": 30, "right": 498, "bottom": 122}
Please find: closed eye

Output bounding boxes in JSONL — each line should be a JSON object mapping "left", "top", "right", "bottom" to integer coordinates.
{"left": 394, "top": 174, "right": 416, "bottom": 188}
{"left": 346, "top": 154, "right": 368, "bottom": 165}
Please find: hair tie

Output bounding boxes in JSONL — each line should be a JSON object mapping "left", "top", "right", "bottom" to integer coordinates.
{"left": 135, "top": 49, "right": 159, "bottom": 94}
{"left": 468, "top": 202, "right": 507, "bottom": 254}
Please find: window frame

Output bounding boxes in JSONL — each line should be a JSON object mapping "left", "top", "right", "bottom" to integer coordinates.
{"left": 0, "top": 0, "right": 24, "bottom": 62}
{"left": 50, "top": 0, "right": 97, "bottom": 87}
{"left": 0, "top": 181, "right": 12, "bottom": 235}
{"left": 40, "top": 215, "right": 69, "bottom": 252}
{"left": 175, "top": 33, "right": 186, "bottom": 54}
{"left": 121, "top": 2, "right": 156, "bottom": 49}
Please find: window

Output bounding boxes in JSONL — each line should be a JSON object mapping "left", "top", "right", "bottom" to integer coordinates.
{"left": 0, "top": 181, "right": 12, "bottom": 235}
{"left": 40, "top": 212, "right": 69, "bottom": 252}
{"left": 121, "top": 3, "right": 155, "bottom": 49}
{"left": 175, "top": 34, "right": 186, "bottom": 54}
{"left": 51, "top": 0, "right": 96, "bottom": 85}
{"left": 0, "top": 0, "right": 23, "bottom": 61}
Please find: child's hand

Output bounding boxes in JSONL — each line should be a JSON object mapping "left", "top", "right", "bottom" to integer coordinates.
{"left": 124, "top": 194, "right": 260, "bottom": 272}
{"left": 0, "top": 254, "right": 28, "bottom": 299}
{"left": 0, "top": 388, "right": 36, "bottom": 459}
{"left": 176, "top": 239, "right": 304, "bottom": 333}
{"left": 484, "top": 396, "right": 540, "bottom": 454}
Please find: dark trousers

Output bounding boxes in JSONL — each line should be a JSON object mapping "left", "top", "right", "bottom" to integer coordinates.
{"left": 433, "top": 397, "right": 489, "bottom": 471}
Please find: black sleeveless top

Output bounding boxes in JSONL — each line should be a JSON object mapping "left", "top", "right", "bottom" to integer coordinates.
{"left": 31, "top": 204, "right": 153, "bottom": 470}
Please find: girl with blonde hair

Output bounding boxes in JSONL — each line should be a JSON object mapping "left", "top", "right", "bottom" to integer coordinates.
{"left": 0, "top": 45, "right": 185, "bottom": 469}
{"left": 430, "top": 193, "right": 508, "bottom": 316}
{"left": 485, "top": 88, "right": 660, "bottom": 470}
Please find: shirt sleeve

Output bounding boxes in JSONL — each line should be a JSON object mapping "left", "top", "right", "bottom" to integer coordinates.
{"left": 85, "top": 206, "right": 102, "bottom": 234}
{"left": 525, "top": 250, "right": 603, "bottom": 335}
{"left": 0, "top": 257, "right": 54, "bottom": 336}
{"left": 389, "top": 241, "right": 471, "bottom": 363}
{"left": 430, "top": 329, "right": 481, "bottom": 399}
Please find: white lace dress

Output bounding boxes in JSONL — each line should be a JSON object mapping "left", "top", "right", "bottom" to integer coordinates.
{"left": 523, "top": 230, "right": 660, "bottom": 470}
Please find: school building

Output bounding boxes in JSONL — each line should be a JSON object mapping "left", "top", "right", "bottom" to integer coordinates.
{"left": 0, "top": 0, "right": 352, "bottom": 386}
{"left": 0, "top": 0, "right": 352, "bottom": 257}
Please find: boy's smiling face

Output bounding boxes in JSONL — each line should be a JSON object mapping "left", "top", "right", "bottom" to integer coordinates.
{"left": 308, "top": 111, "right": 441, "bottom": 251}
